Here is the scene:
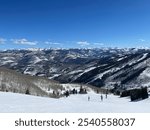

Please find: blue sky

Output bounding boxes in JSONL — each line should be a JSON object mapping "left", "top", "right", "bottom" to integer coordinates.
{"left": 0, "top": 0, "right": 150, "bottom": 49}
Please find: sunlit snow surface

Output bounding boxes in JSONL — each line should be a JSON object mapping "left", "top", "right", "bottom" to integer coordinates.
{"left": 0, "top": 92, "right": 149, "bottom": 113}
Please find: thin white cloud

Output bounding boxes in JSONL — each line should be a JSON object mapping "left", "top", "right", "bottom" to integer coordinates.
{"left": 11, "top": 38, "right": 37, "bottom": 45}
{"left": 77, "top": 41, "right": 90, "bottom": 46}
{"left": 45, "top": 41, "right": 61, "bottom": 45}
{"left": 139, "top": 39, "right": 146, "bottom": 42}
{"left": 93, "top": 42, "right": 104, "bottom": 46}
{"left": 0, "top": 38, "right": 6, "bottom": 44}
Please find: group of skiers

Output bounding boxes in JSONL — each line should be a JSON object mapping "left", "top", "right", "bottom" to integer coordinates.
{"left": 57, "top": 86, "right": 109, "bottom": 101}
{"left": 88, "top": 92, "right": 108, "bottom": 102}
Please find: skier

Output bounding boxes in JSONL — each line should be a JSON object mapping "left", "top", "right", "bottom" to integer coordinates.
{"left": 88, "top": 96, "right": 90, "bottom": 101}
{"left": 101, "top": 94, "right": 103, "bottom": 101}
{"left": 106, "top": 89, "right": 108, "bottom": 99}
{"left": 105, "top": 93, "right": 107, "bottom": 99}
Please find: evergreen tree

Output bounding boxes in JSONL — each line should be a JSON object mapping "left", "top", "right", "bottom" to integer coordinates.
{"left": 25, "top": 89, "right": 30, "bottom": 95}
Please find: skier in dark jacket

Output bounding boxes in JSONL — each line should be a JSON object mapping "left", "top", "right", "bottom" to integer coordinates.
{"left": 101, "top": 94, "right": 103, "bottom": 101}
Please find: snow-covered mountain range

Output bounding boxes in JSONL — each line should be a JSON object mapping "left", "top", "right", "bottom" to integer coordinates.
{"left": 0, "top": 48, "right": 150, "bottom": 90}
